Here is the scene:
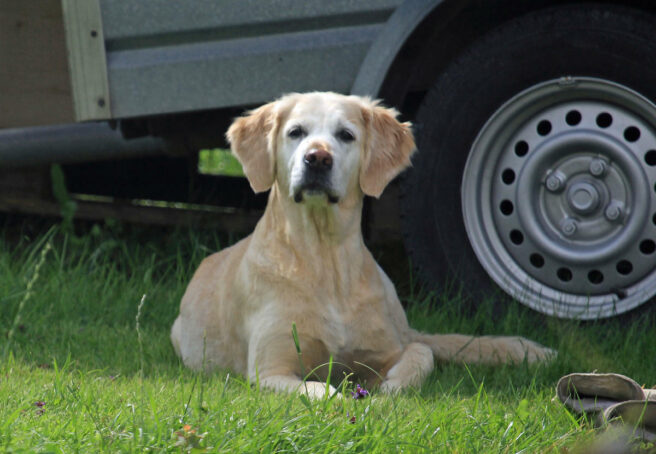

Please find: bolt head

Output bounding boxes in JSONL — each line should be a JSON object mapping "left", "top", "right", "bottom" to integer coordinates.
{"left": 605, "top": 203, "right": 623, "bottom": 221}
{"left": 546, "top": 172, "right": 566, "bottom": 192}
{"left": 589, "top": 159, "right": 607, "bottom": 177}
{"left": 560, "top": 218, "right": 577, "bottom": 236}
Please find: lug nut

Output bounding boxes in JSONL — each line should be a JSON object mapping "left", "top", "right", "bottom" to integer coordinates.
{"left": 545, "top": 171, "right": 566, "bottom": 192}
{"left": 605, "top": 202, "right": 623, "bottom": 222}
{"left": 589, "top": 159, "right": 607, "bottom": 177}
{"left": 560, "top": 218, "right": 577, "bottom": 236}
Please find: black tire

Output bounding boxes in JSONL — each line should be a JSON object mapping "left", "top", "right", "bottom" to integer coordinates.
{"left": 400, "top": 4, "right": 656, "bottom": 317}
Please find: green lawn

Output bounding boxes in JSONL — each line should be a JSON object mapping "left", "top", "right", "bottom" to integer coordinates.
{"left": 1, "top": 222, "right": 655, "bottom": 452}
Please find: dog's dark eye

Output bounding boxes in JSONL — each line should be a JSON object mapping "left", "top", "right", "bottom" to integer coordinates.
{"left": 336, "top": 128, "right": 355, "bottom": 142}
{"left": 288, "top": 126, "right": 306, "bottom": 139}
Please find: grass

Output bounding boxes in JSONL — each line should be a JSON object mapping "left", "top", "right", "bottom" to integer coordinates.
{"left": 198, "top": 149, "right": 245, "bottom": 177}
{"left": 1, "top": 220, "right": 655, "bottom": 452}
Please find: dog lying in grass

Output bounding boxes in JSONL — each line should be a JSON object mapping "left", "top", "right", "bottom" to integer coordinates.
{"left": 170, "top": 92, "right": 554, "bottom": 397}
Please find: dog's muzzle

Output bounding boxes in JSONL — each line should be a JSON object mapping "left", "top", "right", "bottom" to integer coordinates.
{"left": 293, "top": 149, "right": 339, "bottom": 204}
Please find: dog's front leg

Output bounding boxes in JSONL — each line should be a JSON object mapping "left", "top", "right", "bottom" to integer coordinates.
{"left": 247, "top": 325, "right": 337, "bottom": 399}
{"left": 380, "top": 342, "right": 434, "bottom": 393}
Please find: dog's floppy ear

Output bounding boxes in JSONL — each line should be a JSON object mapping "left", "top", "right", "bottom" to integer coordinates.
{"left": 359, "top": 102, "right": 416, "bottom": 198}
{"left": 226, "top": 102, "right": 279, "bottom": 193}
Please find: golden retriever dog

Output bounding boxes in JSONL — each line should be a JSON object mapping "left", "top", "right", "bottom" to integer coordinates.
{"left": 171, "top": 92, "right": 554, "bottom": 397}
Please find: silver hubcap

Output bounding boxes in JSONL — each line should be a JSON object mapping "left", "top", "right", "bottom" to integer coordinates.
{"left": 462, "top": 77, "right": 656, "bottom": 319}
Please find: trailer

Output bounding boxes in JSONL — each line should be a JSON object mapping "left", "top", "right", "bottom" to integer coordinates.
{"left": 3, "top": 0, "right": 656, "bottom": 319}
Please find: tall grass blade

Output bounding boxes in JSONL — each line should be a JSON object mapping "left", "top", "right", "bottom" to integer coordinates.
{"left": 3, "top": 241, "right": 52, "bottom": 359}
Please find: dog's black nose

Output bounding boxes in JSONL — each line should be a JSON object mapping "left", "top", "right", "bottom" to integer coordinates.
{"left": 304, "top": 149, "right": 333, "bottom": 171}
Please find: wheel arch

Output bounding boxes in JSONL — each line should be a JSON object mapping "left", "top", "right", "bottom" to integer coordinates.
{"left": 352, "top": 0, "right": 656, "bottom": 116}
{"left": 350, "top": 0, "right": 446, "bottom": 100}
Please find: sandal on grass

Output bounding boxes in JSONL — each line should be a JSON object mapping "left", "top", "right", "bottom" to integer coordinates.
{"left": 557, "top": 373, "right": 655, "bottom": 416}
{"left": 557, "top": 373, "right": 656, "bottom": 442}
{"left": 602, "top": 400, "right": 656, "bottom": 443}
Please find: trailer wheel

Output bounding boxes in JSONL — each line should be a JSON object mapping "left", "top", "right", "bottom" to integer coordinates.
{"left": 400, "top": 5, "right": 656, "bottom": 319}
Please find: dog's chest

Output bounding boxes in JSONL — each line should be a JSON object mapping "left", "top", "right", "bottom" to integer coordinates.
{"left": 320, "top": 303, "right": 401, "bottom": 382}
{"left": 318, "top": 296, "right": 402, "bottom": 361}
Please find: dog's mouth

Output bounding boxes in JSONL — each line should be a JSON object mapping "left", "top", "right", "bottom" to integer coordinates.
{"left": 293, "top": 183, "right": 339, "bottom": 204}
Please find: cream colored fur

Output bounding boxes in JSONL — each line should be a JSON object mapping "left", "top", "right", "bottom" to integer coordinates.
{"left": 171, "top": 92, "right": 554, "bottom": 398}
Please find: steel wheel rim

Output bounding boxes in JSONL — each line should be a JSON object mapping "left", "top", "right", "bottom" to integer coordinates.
{"left": 462, "top": 77, "right": 656, "bottom": 319}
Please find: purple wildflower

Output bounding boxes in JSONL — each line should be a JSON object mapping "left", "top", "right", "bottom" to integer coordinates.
{"left": 346, "top": 412, "right": 356, "bottom": 424}
{"left": 34, "top": 401, "right": 45, "bottom": 416}
{"left": 351, "top": 384, "right": 369, "bottom": 399}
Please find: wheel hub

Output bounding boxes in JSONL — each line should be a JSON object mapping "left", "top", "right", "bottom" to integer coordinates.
{"left": 567, "top": 181, "right": 599, "bottom": 214}
{"left": 462, "top": 77, "right": 656, "bottom": 318}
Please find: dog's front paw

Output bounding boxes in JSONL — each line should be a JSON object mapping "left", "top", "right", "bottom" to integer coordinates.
{"left": 379, "top": 378, "right": 404, "bottom": 394}
{"left": 301, "top": 381, "right": 339, "bottom": 400}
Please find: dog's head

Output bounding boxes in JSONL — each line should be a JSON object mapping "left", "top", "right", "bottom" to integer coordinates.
{"left": 226, "top": 92, "right": 415, "bottom": 204}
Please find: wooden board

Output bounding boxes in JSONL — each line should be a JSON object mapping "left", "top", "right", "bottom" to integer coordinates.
{"left": 0, "top": 166, "right": 261, "bottom": 232}
{"left": 0, "top": 193, "right": 262, "bottom": 232}
{"left": 61, "top": 0, "right": 111, "bottom": 121}
{"left": 0, "top": 0, "right": 75, "bottom": 128}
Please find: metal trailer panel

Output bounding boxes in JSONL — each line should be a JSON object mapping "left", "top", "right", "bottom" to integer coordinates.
{"left": 106, "top": 25, "right": 381, "bottom": 118}
{"left": 98, "top": 0, "right": 402, "bottom": 119}
{"left": 98, "top": 0, "right": 402, "bottom": 46}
